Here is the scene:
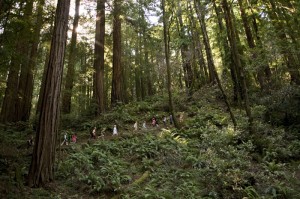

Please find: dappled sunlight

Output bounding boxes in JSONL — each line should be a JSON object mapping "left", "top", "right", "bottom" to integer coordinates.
{"left": 158, "top": 128, "right": 188, "bottom": 145}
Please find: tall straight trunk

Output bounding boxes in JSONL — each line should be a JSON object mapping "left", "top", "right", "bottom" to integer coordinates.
{"left": 79, "top": 54, "right": 87, "bottom": 113}
{"left": 222, "top": 0, "right": 253, "bottom": 132}
{"left": 144, "top": 48, "right": 153, "bottom": 96}
{"left": 17, "top": 0, "right": 45, "bottom": 121}
{"left": 16, "top": 0, "right": 35, "bottom": 121}
{"left": 188, "top": 1, "right": 208, "bottom": 85}
{"left": 122, "top": 53, "right": 129, "bottom": 104}
{"left": 111, "top": 0, "right": 123, "bottom": 106}
{"left": 36, "top": 51, "right": 49, "bottom": 117}
{"left": 220, "top": 1, "right": 243, "bottom": 103}
{"left": 212, "top": 0, "right": 238, "bottom": 101}
{"left": 177, "top": 2, "right": 194, "bottom": 91}
{"left": 162, "top": 0, "right": 178, "bottom": 128}
{"left": 0, "top": 55, "right": 19, "bottom": 123}
{"left": 93, "top": 0, "right": 105, "bottom": 114}
{"left": 195, "top": 31, "right": 209, "bottom": 84}
{"left": 194, "top": 0, "right": 216, "bottom": 83}
{"left": 135, "top": 46, "right": 142, "bottom": 101}
{"left": 62, "top": 0, "right": 80, "bottom": 114}
{"left": 188, "top": 28, "right": 200, "bottom": 88}
{"left": 36, "top": 13, "right": 55, "bottom": 116}
{"left": 140, "top": 53, "right": 146, "bottom": 101}
{"left": 0, "top": 1, "right": 33, "bottom": 123}
{"left": 28, "top": 0, "right": 70, "bottom": 187}
{"left": 149, "top": 51, "right": 156, "bottom": 95}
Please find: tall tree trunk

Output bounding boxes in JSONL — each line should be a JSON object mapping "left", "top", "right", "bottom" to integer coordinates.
{"left": 0, "top": 55, "right": 19, "bottom": 123}
{"left": 17, "top": 0, "right": 46, "bottom": 121}
{"left": 62, "top": 0, "right": 80, "bottom": 114}
{"left": 149, "top": 52, "right": 156, "bottom": 95}
{"left": 16, "top": 0, "right": 34, "bottom": 121}
{"left": 0, "top": 1, "right": 33, "bottom": 123}
{"left": 212, "top": 0, "right": 239, "bottom": 102}
{"left": 222, "top": 0, "right": 253, "bottom": 132}
{"left": 35, "top": 12, "right": 56, "bottom": 117}
{"left": 194, "top": 0, "right": 216, "bottom": 83}
{"left": 79, "top": 54, "right": 87, "bottom": 114}
{"left": 93, "top": 0, "right": 105, "bottom": 114}
{"left": 111, "top": 0, "right": 123, "bottom": 106}
{"left": 144, "top": 47, "right": 153, "bottom": 96}
{"left": 134, "top": 46, "right": 142, "bottom": 101}
{"left": 162, "top": 0, "right": 178, "bottom": 128}
{"left": 28, "top": 0, "right": 70, "bottom": 187}
{"left": 36, "top": 51, "right": 50, "bottom": 117}
{"left": 188, "top": 1, "right": 208, "bottom": 85}
{"left": 177, "top": 1, "right": 194, "bottom": 92}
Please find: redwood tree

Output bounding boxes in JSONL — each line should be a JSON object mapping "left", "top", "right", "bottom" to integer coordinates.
{"left": 17, "top": 0, "right": 46, "bottom": 121}
{"left": 111, "top": 0, "right": 123, "bottom": 106}
{"left": 0, "top": 1, "right": 33, "bottom": 123}
{"left": 162, "top": 0, "right": 178, "bottom": 128}
{"left": 93, "top": 0, "right": 106, "bottom": 114}
{"left": 28, "top": 0, "right": 70, "bottom": 187}
{"left": 62, "top": 0, "right": 80, "bottom": 114}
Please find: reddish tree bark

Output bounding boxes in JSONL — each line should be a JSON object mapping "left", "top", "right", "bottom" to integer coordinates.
{"left": 28, "top": 0, "right": 70, "bottom": 187}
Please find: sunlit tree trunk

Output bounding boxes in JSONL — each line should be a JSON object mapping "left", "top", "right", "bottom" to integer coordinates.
{"left": 93, "top": 0, "right": 105, "bottom": 114}
{"left": 28, "top": 0, "right": 70, "bottom": 187}
{"left": 62, "top": 0, "right": 80, "bottom": 114}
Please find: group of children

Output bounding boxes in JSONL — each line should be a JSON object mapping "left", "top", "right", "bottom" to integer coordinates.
{"left": 133, "top": 115, "right": 174, "bottom": 131}
{"left": 90, "top": 125, "right": 118, "bottom": 139}
{"left": 65, "top": 114, "right": 178, "bottom": 143}
{"left": 61, "top": 132, "right": 77, "bottom": 146}
{"left": 152, "top": 115, "right": 174, "bottom": 127}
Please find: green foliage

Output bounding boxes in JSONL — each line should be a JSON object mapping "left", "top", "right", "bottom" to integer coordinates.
{"left": 2, "top": 84, "right": 300, "bottom": 198}
{"left": 60, "top": 114, "right": 92, "bottom": 130}
{"left": 261, "top": 85, "right": 300, "bottom": 127}
{"left": 58, "top": 144, "right": 131, "bottom": 193}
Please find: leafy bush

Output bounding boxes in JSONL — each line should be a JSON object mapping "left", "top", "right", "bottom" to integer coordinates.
{"left": 261, "top": 85, "right": 300, "bottom": 126}
{"left": 58, "top": 144, "right": 131, "bottom": 193}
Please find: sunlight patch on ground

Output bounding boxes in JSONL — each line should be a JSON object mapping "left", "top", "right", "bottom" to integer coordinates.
{"left": 159, "top": 128, "right": 187, "bottom": 145}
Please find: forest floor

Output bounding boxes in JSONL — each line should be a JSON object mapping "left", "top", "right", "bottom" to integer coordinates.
{"left": 0, "top": 86, "right": 300, "bottom": 198}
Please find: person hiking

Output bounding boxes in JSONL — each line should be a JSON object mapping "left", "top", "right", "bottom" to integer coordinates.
{"left": 134, "top": 121, "right": 138, "bottom": 131}
{"left": 91, "top": 127, "right": 97, "bottom": 139}
{"left": 72, "top": 133, "right": 77, "bottom": 143}
{"left": 113, "top": 125, "right": 118, "bottom": 136}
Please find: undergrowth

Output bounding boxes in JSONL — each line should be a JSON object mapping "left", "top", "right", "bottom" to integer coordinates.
{"left": 0, "top": 87, "right": 299, "bottom": 198}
